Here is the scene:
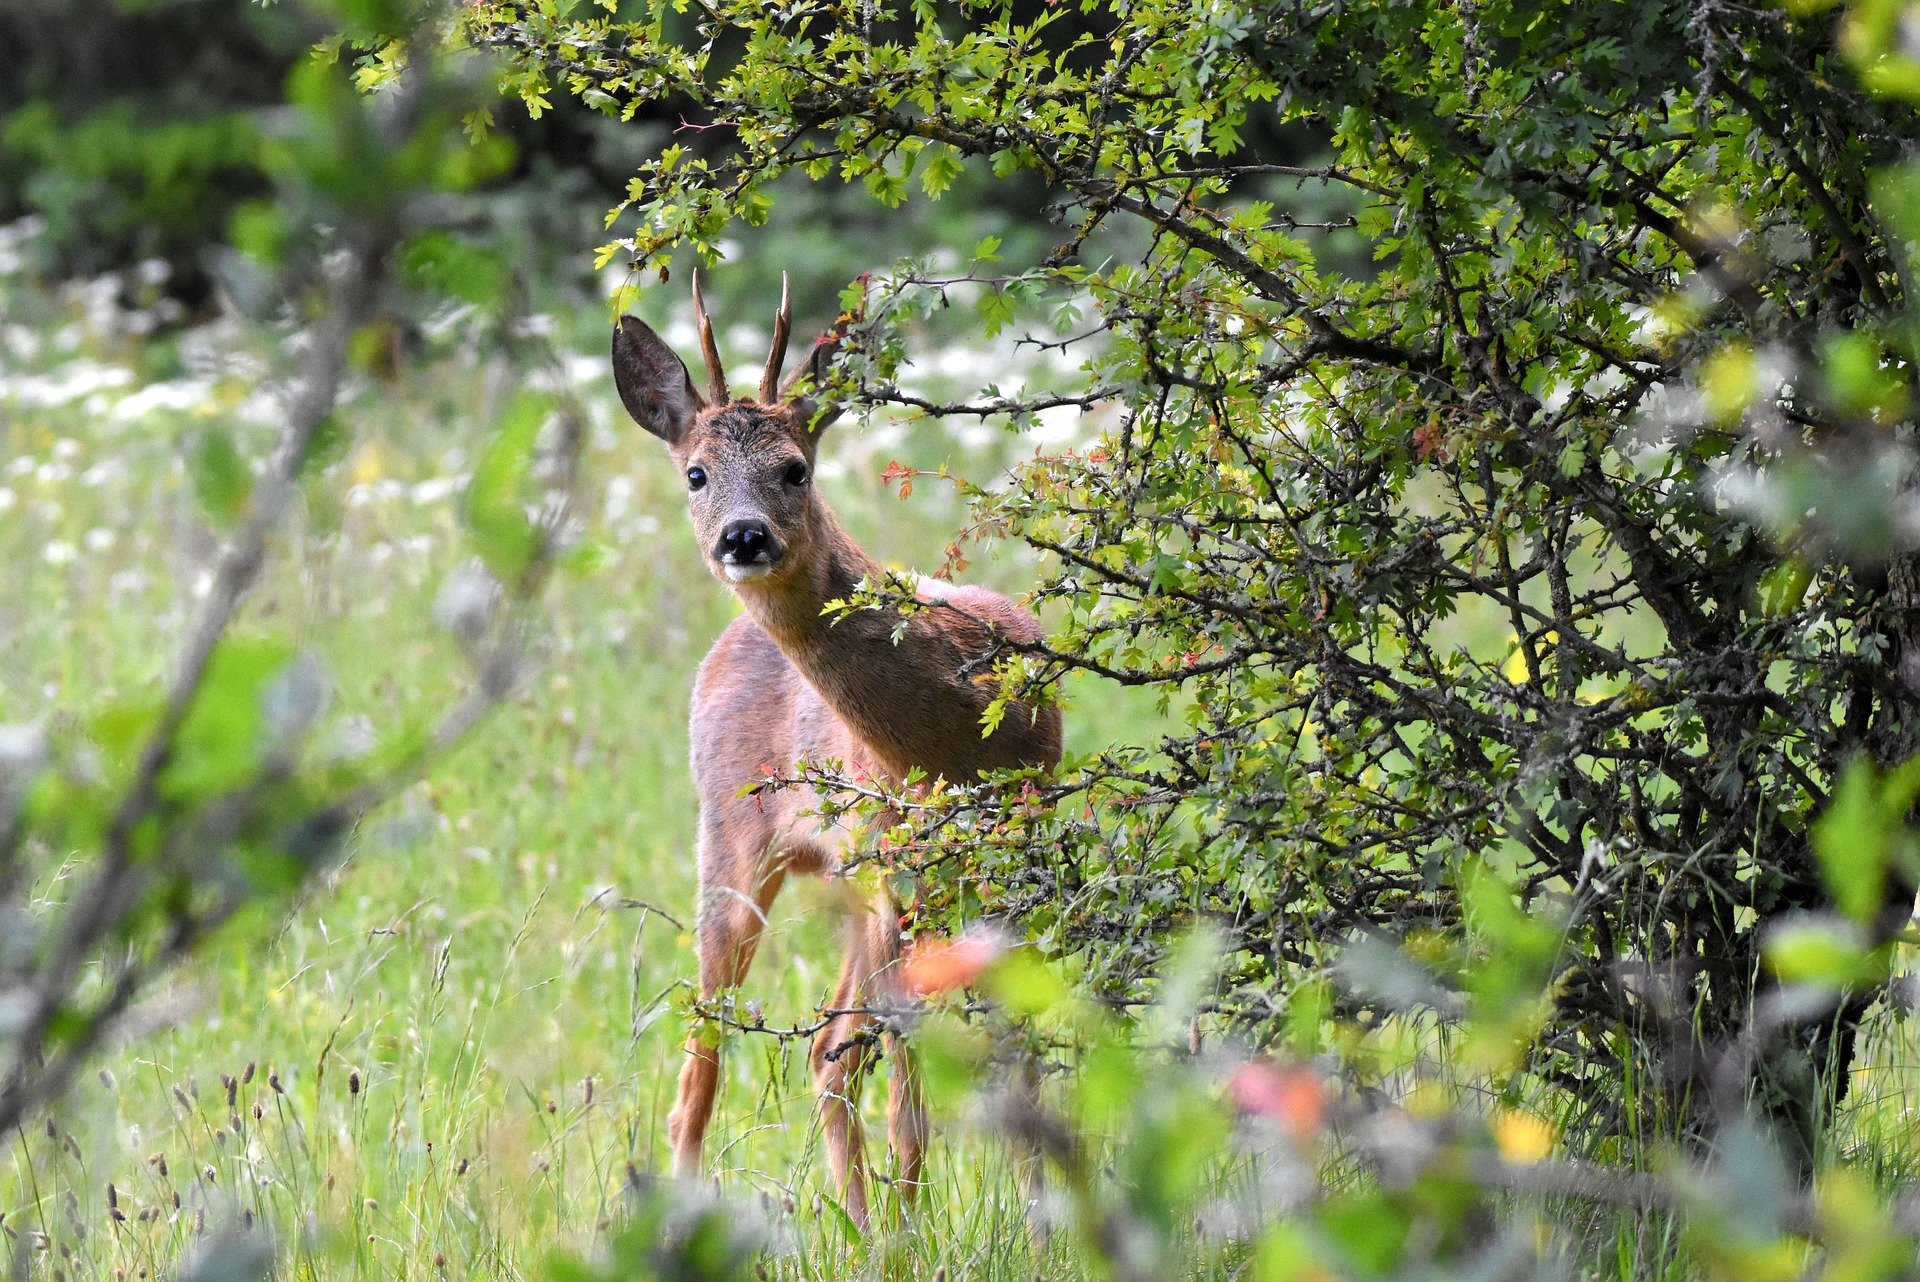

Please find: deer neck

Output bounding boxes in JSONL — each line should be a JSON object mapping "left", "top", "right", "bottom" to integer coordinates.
{"left": 727, "top": 491, "right": 1056, "bottom": 783}
{"left": 737, "top": 498, "right": 886, "bottom": 655}
{"left": 733, "top": 498, "right": 945, "bottom": 765}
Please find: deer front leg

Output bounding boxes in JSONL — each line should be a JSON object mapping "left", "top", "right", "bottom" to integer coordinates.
{"left": 668, "top": 839, "right": 784, "bottom": 1181}
{"left": 884, "top": 1030, "right": 927, "bottom": 1202}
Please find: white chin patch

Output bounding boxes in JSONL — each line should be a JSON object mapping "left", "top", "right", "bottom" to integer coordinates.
{"left": 722, "top": 562, "right": 774, "bottom": 583}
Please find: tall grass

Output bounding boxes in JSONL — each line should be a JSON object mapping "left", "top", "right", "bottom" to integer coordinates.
{"left": 0, "top": 254, "right": 1160, "bottom": 1278}
{"left": 6, "top": 246, "right": 1919, "bottom": 1281}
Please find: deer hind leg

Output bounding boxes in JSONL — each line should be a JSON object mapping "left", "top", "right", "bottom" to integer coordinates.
{"left": 810, "top": 936, "right": 876, "bottom": 1228}
{"left": 667, "top": 833, "right": 785, "bottom": 1181}
{"left": 811, "top": 895, "right": 926, "bottom": 1228}
{"left": 869, "top": 904, "right": 927, "bottom": 1204}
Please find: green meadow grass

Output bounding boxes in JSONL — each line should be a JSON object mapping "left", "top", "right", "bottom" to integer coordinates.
{"left": 9, "top": 279, "right": 1920, "bottom": 1282}
{"left": 0, "top": 286, "right": 1164, "bottom": 1279}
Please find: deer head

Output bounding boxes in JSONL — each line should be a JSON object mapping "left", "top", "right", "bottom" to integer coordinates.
{"left": 612, "top": 273, "right": 847, "bottom": 587}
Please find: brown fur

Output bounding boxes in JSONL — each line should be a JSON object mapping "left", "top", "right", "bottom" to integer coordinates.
{"left": 612, "top": 312, "right": 1063, "bottom": 1225}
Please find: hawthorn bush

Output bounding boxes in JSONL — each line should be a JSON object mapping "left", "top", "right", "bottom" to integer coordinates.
{"left": 471, "top": 0, "right": 1920, "bottom": 1159}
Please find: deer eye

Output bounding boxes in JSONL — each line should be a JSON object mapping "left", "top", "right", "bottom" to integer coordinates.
{"left": 686, "top": 466, "right": 708, "bottom": 491}
{"left": 783, "top": 462, "right": 810, "bottom": 488}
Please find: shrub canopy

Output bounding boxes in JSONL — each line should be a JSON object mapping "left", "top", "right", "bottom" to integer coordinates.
{"left": 473, "top": 0, "right": 1920, "bottom": 1150}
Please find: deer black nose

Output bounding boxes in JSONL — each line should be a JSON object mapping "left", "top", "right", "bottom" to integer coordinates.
{"left": 716, "top": 519, "right": 773, "bottom": 563}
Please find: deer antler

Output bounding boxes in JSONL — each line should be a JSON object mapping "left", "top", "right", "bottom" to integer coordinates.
{"left": 761, "top": 272, "right": 792, "bottom": 404}
{"left": 690, "top": 270, "right": 729, "bottom": 404}
{"left": 778, "top": 272, "right": 870, "bottom": 406}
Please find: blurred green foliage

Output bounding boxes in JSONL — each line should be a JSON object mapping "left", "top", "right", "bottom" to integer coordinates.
{"left": 0, "top": 0, "right": 593, "bottom": 1195}
{"left": 0, "top": 0, "right": 316, "bottom": 294}
{"left": 0, "top": 100, "right": 264, "bottom": 285}
{"left": 0, "top": 0, "right": 649, "bottom": 307}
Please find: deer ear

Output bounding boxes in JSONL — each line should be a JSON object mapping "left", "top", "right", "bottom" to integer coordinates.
{"left": 612, "top": 315, "right": 704, "bottom": 446}
{"left": 781, "top": 330, "right": 846, "bottom": 441}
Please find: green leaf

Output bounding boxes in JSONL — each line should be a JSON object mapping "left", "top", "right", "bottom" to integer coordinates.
{"left": 1813, "top": 756, "right": 1920, "bottom": 923}
{"left": 298, "top": 413, "right": 351, "bottom": 479}
{"left": 1286, "top": 976, "right": 1331, "bottom": 1055}
{"left": 466, "top": 393, "right": 546, "bottom": 580}
{"left": 984, "top": 947, "right": 1067, "bottom": 1017}
{"left": 1319, "top": 1191, "right": 1413, "bottom": 1273}
{"left": 159, "top": 633, "right": 296, "bottom": 805}
{"left": 228, "top": 199, "right": 289, "bottom": 267}
{"left": 191, "top": 429, "right": 252, "bottom": 525}
{"left": 1819, "top": 330, "right": 1908, "bottom": 419}
{"left": 1072, "top": 1032, "right": 1141, "bottom": 1122}
{"left": 978, "top": 286, "right": 1015, "bottom": 337}
{"left": 401, "top": 228, "right": 507, "bottom": 306}
{"left": 911, "top": 1014, "right": 986, "bottom": 1111}
{"left": 921, "top": 146, "right": 965, "bottom": 199}
{"left": 1763, "top": 915, "right": 1884, "bottom": 987}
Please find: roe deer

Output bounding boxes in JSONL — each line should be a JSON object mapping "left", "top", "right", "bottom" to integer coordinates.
{"left": 611, "top": 277, "right": 1063, "bottom": 1226}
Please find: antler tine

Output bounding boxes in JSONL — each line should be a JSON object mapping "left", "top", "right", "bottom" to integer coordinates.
{"left": 761, "top": 271, "right": 793, "bottom": 404}
{"left": 690, "top": 269, "right": 729, "bottom": 404}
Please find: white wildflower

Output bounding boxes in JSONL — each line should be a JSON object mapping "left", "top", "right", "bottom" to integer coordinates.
{"left": 112, "top": 379, "right": 212, "bottom": 421}
{"left": 0, "top": 722, "right": 48, "bottom": 787}
{"left": 435, "top": 559, "right": 500, "bottom": 645}
{"left": 80, "top": 460, "right": 123, "bottom": 487}
{"left": 410, "top": 476, "right": 458, "bottom": 505}
{"left": 331, "top": 714, "right": 377, "bottom": 761}
{"left": 2, "top": 324, "right": 40, "bottom": 362}
{"left": 604, "top": 474, "right": 634, "bottom": 522}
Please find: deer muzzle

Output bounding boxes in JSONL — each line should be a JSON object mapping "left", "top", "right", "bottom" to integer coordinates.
{"left": 714, "top": 518, "right": 781, "bottom": 581}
